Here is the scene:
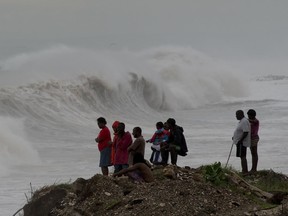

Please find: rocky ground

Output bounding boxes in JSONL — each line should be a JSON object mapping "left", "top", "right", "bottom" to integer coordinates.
{"left": 21, "top": 165, "right": 288, "bottom": 216}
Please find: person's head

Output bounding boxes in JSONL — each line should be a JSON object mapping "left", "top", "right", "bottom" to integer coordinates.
{"left": 247, "top": 109, "right": 256, "bottom": 119}
{"left": 112, "top": 121, "right": 120, "bottom": 133}
{"left": 133, "top": 152, "right": 145, "bottom": 164}
{"left": 163, "top": 122, "right": 169, "bottom": 130}
{"left": 156, "top": 122, "right": 164, "bottom": 130}
{"left": 117, "top": 122, "right": 125, "bottom": 135}
{"left": 132, "top": 127, "right": 142, "bottom": 138}
{"left": 166, "top": 118, "right": 176, "bottom": 129}
{"left": 236, "top": 110, "right": 245, "bottom": 120}
{"left": 97, "top": 117, "right": 107, "bottom": 129}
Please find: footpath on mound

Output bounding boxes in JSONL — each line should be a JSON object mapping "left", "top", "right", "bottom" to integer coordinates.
{"left": 17, "top": 163, "right": 288, "bottom": 216}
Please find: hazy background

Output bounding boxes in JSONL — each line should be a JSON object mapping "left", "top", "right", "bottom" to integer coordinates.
{"left": 0, "top": 0, "right": 287, "bottom": 68}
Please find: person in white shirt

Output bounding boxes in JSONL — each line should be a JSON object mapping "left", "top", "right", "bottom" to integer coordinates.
{"left": 233, "top": 110, "right": 251, "bottom": 175}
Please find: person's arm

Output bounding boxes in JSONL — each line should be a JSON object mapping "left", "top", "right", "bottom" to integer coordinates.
{"left": 95, "top": 130, "right": 103, "bottom": 143}
{"left": 149, "top": 133, "right": 157, "bottom": 143}
{"left": 95, "top": 128, "right": 106, "bottom": 143}
{"left": 118, "top": 133, "right": 132, "bottom": 150}
{"left": 237, "top": 132, "right": 248, "bottom": 144}
{"left": 128, "top": 139, "right": 141, "bottom": 152}
{"left": 144, "top": 159, "right": 152, "bottom": 168}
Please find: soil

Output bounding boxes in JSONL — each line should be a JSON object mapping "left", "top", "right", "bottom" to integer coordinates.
{"left": 22, "top": 165, "right": 288, "bottom": 216}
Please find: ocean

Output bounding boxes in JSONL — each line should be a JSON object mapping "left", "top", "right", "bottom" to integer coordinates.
{"left": 0, "top": 46, "right": 287, "bottom": 215}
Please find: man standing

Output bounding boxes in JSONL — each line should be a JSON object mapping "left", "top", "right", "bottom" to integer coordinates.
{"left": 95, "top": 117, "right": 112, "bottom": 176}
{"left": 160, "top": 118, "right": 188, "bottom": 165}
{"left": 233, "top": 110, "right": 251, "bottom": 175}
{"left": 128, "top": 127, "right": 146, "bottom": 166}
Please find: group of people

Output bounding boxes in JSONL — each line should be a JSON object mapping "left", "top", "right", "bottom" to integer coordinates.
{"left": 95, "top": 117, "right": 188, "bottom": 182}
{"left": 95, "top": 109, "right": 259, "bottom": 182}
{"left": 232, "top": 109, "right": 260, "bottom": 175}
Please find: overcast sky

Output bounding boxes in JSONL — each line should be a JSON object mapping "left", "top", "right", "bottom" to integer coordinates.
{"left": 1, "top": 0, "right": 288, "bottom": 62}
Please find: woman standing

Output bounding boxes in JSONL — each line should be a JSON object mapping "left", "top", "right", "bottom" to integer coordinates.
{"left": 247, "top": 109, "right": 260, "bottom": 173}
{"left": 95, "top": 117, "right": 112, "bottom": 175}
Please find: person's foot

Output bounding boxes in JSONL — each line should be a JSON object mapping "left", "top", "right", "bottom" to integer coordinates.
{"left": 158, "top": 162, "right": 168, "bottom": 166}
{"left": 241, "top": 172, "right": 250, "bottom": 177}
{"left": 249, "top": 170, "right": 257, "bottom": 175}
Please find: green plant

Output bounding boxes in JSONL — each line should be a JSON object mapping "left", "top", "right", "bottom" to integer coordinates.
{"left": 204, "top": 162, "right": 226, "bottom": 185}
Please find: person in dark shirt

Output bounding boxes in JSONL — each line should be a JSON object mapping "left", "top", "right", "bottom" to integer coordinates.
{"left": 160, "top": 118, "right": 188, "bottom": 165}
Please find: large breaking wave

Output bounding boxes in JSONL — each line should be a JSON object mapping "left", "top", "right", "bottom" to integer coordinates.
{"left": 0, "top": 46, "right": 250, "bottom": 170}
{"left": 0, "top": 45, "right": 247, "bottom": 115}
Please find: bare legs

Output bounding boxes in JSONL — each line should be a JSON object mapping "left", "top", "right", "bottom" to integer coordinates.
{"left": 250, "top": 145, "right": 258, "bottom": 172}
{"left": 240, "top": 156, "right": 248, "bottom": 174}
{"left": 101, "top": 167, "right": 109, "bottom": 176}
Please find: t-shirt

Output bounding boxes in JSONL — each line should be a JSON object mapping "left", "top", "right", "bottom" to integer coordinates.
{"left": 233, "top": 118, "right": 251, "bottom": 147}
{"left": 97, "top": 126, "right": 111, "bottom": 151}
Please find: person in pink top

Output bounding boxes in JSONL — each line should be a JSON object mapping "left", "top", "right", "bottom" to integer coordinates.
{"left": 95, "top": 117, "right": 112, "bottom": 176}
{"left": 247, "top": 109, "right": 260, "bottom": 173}
{"left": 146, "top": 122, "right": 169, "bottom": 165}
{"left": 114, "top": 122, "right": 132, "bottom": 173}
{"left": 110, "top": 121, "right": 120, "bottom": 166}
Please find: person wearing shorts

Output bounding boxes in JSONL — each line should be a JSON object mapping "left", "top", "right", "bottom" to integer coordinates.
{"left": 95, "top": 117, "right": 112, "bottom": 175}
{"left": 233, "top": 110, "right": 251, "bottom": 175}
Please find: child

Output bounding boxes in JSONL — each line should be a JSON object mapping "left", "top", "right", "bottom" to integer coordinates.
{"left": 146, "top": 122, "right": 169, "bottom": 165}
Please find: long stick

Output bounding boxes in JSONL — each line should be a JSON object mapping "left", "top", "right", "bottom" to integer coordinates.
{"left": 225, "top": 143, "right": 234, "bottom": 168}
{"left": 12, "top": 207, "right": 23, "bottom": 216}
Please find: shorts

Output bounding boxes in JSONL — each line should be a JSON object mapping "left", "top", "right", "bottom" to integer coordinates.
{"left": 236, "top": 142, "right": 247, "bottom": 158}
{"left": 99, "top": 147, "right": 112, "bottom": 167}
{"left": 114, "top": 164, "right": 129, "bottom": 173}
{"left": 251, "top": 137, "right": 259, "bottom": 148}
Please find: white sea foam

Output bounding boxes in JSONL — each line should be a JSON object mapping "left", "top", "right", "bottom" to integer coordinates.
{"left": 0, "top": 45, "right": 248, "bottom": 112}
{"left": 1, "top": 46, "right": 288, "bottom": 215}
{"left": 0, "top": 117, "right": 40, "bottom": 176}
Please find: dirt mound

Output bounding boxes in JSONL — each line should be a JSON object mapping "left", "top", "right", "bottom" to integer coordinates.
{"left": 22, "top": 165, "right": 288, "bottom": 216}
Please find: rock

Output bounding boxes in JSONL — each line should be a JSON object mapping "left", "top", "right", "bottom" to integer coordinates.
{"left": 163, "top": 165, "right": 176, "bottom": 179}
{"left": 23, "top": 188, "right": 67, "bottom": 216}
{"left": 19, "top": 166, "right": 288, "bottom": 216}
{"left": 72, "top": 178, "right": 87, "bottom": 195}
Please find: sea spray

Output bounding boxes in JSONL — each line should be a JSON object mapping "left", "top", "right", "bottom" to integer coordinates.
{"left": 0, "top": 45, "right": 248, "bottom": 111}
{"left": 0, "top": 117, "right": 40, "bottom": 175}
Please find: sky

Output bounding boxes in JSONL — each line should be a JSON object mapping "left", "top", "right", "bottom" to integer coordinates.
{"left": 0, "top": 0, "right": 288, "bottom": 66}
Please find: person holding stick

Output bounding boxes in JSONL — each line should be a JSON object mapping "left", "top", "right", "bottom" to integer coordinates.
{"left": 232, "top": 110, "right": 251, "bottom": 175}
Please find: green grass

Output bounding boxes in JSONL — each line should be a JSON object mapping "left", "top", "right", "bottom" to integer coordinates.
{"left": 248, "top": 170, "right": 288, "bottom": 193}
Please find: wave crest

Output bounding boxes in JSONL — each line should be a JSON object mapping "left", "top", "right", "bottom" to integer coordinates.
{"left": 0, "top": 46, "right": 248, "bottom": 118}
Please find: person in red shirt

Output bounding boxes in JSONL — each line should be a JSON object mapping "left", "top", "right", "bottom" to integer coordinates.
{"left": 95, "top": 117, "right": 112, "bottom": 175}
